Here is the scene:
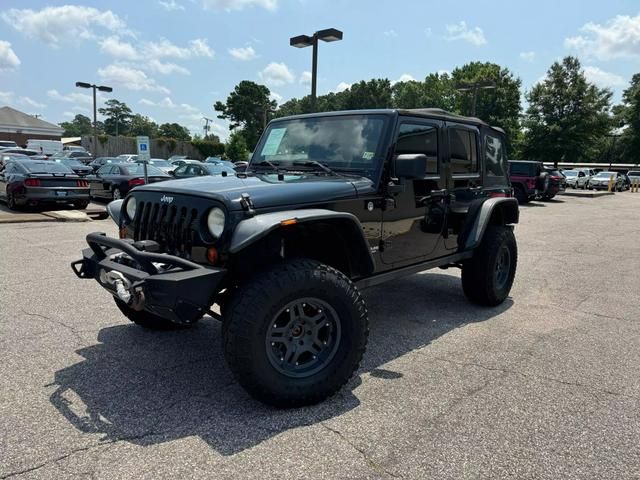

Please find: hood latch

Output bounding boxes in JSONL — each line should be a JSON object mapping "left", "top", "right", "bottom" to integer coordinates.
{"left": 240, "top": 192, "right": 256, "bottom": 216}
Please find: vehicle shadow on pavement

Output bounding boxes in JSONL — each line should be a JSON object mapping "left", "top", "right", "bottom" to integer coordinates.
{"left": 49, "top": 272, "right": 512, "bottom": 455}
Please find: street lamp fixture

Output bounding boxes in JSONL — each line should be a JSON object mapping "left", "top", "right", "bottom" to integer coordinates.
{"left": 75, "top": 81, "right": 113, "bottom": 152}
{"left": 290, "top": 28, "right": 343, "bottom": 109}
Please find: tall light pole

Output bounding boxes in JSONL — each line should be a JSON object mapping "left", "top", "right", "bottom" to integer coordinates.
{"left": 75, "top": 82, "right": 112, "bottom": 155}
{"left": 456, "top": 80, "right": 496, "bottom": 116}
{"left": 290, "top": 28, "right": 343, "bottom": 110}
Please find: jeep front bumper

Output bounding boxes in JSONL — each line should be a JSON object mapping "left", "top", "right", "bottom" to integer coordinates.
{"left": 71, "top": 232, "right": 226, "bottom": 323}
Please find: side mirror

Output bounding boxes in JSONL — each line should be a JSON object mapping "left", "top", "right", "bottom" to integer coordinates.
{"left": 394, "top": 154, "right": 427, "bottom": 179}
{"left": 169, "top": 170, "right": 175, "bottom": 176}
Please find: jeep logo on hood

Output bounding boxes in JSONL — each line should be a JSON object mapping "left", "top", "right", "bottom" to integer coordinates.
{"left": 160, "top": 195, "right": 174, "bottom": 204}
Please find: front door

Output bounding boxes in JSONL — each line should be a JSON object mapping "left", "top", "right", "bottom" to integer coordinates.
{"left": 381, "top": 119, "right": 447, "bottom": 266}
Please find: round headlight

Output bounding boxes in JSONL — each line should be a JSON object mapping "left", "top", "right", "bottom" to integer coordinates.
{"left": 207, "top": 207, "right": 225, "bottom": 238}
{"left": 125, "top": 196, "right": 137, "bottom": 220}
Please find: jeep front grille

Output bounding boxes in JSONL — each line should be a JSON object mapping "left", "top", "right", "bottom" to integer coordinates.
{"left": 133, "top": 201, "right": 199, "bottom": 257}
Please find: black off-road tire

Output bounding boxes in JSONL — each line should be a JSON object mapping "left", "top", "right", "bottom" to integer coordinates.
{"left": 74, "top": 200, "right": 90, "bottom": 210}
{"left": 462, "top": 226, "right": 517, "bottom": 306}
{"left": 513, "top": 185, "right": 528, "bottom": 204}
{"left": 223, "top": 259, "right": 368, "bottom": 408}
{"left": 114, "top": 298, "right": 195, "bottom": 330}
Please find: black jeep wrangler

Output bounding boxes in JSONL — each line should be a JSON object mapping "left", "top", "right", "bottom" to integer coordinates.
{"left": 72, "top": 109, "right": 519, "bottom": 407}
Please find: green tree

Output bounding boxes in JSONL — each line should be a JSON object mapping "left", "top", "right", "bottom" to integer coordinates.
{"left": 129, "top": 114, "right": 158, "bottom": 137}
{"left": 157, "top": 123, "right": 191, "bottom": 141}
{"left": 59, "top": 114, "right": 93, "bottom": 136}
{"left": 98, "top": 99, "right": 133, "bottom": 136}
{"left": 225, "top": 130, "right": 249, "bottom": 161}
{"left": 613, "top": 73, "right": 640, "bottom": 163}
{"left": 523, "top": 56, "right": 613, "bottom": 164}
{"left": 391, "top": 73, "right": 457, "bottom": 110}
{"left": 343, "top": 79, "right": 393, "bottom": 110}
{"left": 214, "top": 80, "right": 276, "bottom": 150}
{"left": 451, "top": 62, "right": 522, "bottom": 151}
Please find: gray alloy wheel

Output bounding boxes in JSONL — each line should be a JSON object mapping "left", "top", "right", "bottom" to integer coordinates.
{"left": 112, "top": 187, "right": 122, "bottom": 200}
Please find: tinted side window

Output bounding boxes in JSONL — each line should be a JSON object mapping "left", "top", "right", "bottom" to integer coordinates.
{"left": 484, "top": 133, "right": 506, "bottom": 177}
{"left": 449, "top": 128, "right": 478, "bottom": 174}
{"left": 509, "top": 163, "right": 529, "bottom": 176}
{"left": 97, "top": 165, "right": 111, "bottom": 175}
{"left": 395, "top": 123, "right": 438, "bottom": 174}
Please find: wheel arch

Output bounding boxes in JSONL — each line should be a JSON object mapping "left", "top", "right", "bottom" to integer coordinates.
{"left": 460, "top": 197, "right": 519, "bottom": 251}
{"left": 229, "top": 209, "right": 375, "bottom": 279}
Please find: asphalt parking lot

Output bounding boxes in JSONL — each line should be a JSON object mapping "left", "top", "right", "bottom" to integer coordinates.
{"left": 1, "top": 193, "right": 640, "bottom": 479}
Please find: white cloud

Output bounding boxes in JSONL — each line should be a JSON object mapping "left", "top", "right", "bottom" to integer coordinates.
{"left": 520, "top": 51, "right": 536, "bottom": 62}
{"left": 229, "top": 46, "right": 256, "bottom": 61}
{"left": 202, "top": 0, "right": 277, "bottom": 11}
{"left": 20, "top": 97, "right": 46, "bottom": 109}
{"left": 0, "top": 91, "right": 13, "bottom": 103}
{"left": 335, "top": 82, "right": 352, "bottom": 93}
{"left": 100, "top": 36, "right": 138, "bottom": 60}
{"left": 1, "top": 5, "right": 128, "bottom": 47}
{"left": 396, "top": 73, "right": 415, "bottom": 83}
{"left": 145, "top": 38, "right": 213, "bottom": 60}
{"left": 437, "top": 69, "right": 451, "bottom": 76}
{"left": 63, "top": 111, "right": 74, "bottom": 118}
{"left": 139, "top": 97, "right": 200, "bottom": 114}
{"left": 47, "top": 89, "right": 96, "bottom": 106}
{"left": 97, "top": 64, "right": 170, "bottom": 94}
{"left": 159, "top": 0, "right": 185, "bottom": 11}
{"left": 383, "top": 29, "right": 398, "bottom": 38}
{"left": 0, "top": 41, "right": 20, "bottom": 71}
{"left": 565, "top": 14, "right": 640, "bottom": 60}
{"left": 72, "top": 106, "right": 90, "bottom": 113}
{"left": 148, "top": 59, "right": 190, "bottom": 75}
{"left": 299, "top": 71, "right": 312, "bottom": 85}
{"left": 270, "top": 92, "right": 283, "bottom": 103}
{"left": 584, "top": 66, "right": 625, "bottom": 88}
{"left": 190, "top": 38, "right": 214, "bottom": 57}
{"left": 445, "top": 21, "right": 486, "bottom": 46}
{"left": 259, "top": 62, "right": 294, "bottom": 86}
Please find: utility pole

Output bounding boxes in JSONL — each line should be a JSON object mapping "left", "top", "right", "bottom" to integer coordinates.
{"left": 33, "top": 114, "right": 41, "bottom": 119}
{"left": 456, "top": 80, "right": 497, "bottom": 116}
{"left": 203, "top": 117, "right": 213, "bottom": 139}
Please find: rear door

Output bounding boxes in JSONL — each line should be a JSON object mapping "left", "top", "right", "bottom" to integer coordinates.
{"left": 444, "top": 123, "right": 481, "bottom": 250}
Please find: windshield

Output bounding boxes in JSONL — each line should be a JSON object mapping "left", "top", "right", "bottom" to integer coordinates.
{"left": 628, "top": 171, "right": 640, "bottom": 176}
{"left": 58, "top": 159, "right": 83, "bottom": 166}
{"left": 252, "top": 114, "right": 388, "bottom": 178}
{"left": 563, "top": 171, "right": 577, "bottom": 177}
{"left": 122, "top": 164, "right": 165, "bottom": 176}
{"left": 23, "top": 162, "right": 74, "bottom": 174}
{"left": 149, "top": 159, "right": 170, "bottom": 167}
{"left": 595, "top": 172, "right": 615, "bottom": 178}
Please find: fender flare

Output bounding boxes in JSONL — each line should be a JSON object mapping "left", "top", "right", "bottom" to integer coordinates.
{"left": 229, "top": 208, "right": 375, "bottom": 274}
{"left": 107, "top": 199, "right": 124, "bottom": 225}
{"left": 462, "top": 197, "right": 519, "bottom": 250}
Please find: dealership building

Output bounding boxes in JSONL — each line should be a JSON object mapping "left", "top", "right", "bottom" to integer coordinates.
{"left": 0, "top": 106, "right": 63, "bottom": 146}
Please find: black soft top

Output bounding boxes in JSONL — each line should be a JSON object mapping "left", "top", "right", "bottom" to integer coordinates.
{"left": 273, "top": 108, "right": 503, "bottom": 133}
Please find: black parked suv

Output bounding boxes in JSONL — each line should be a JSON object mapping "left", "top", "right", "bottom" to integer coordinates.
{"left": 72, "top": 109, "right": 519, "bottom": 407}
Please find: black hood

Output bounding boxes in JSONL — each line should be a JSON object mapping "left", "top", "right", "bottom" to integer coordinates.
{"left": 134, "top": 173, "right": 376, "bottom": 210}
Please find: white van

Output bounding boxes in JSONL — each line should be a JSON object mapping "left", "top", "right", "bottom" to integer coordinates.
{"left": 26, "top": 139, "right": 63, "bottom": 156}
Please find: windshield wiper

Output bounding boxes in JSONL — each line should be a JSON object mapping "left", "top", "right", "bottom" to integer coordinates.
{"left": 292, "top": 160, "right": 341, "bottom": 176}
{"left": 251, "top": 159, "right": 282, "bottom": 172}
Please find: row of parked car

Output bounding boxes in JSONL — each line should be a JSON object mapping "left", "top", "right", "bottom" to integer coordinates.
{"left": 0, "top": 147, "right": 247, "bottom": 210}
{"left": 508, "top": 160, "right": 639, "bottom": 204}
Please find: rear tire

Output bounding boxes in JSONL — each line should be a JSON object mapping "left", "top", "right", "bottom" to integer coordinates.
{"left": 513, "top": 185, "right": 528, "bottom": 204}
{"left": 74, "top": 201, "right": 89, "bottom": 210}
{"left": 223, "top": 259, "right": 368, "bottom": 407}
{"left": 113, "top": 298, "right": 196, "bottom": 330}
{"left": 462, "top": 226, "right": 517, "bottom": 306}
{"left": 6, "top": 188, "right": 17, "bottom": 210}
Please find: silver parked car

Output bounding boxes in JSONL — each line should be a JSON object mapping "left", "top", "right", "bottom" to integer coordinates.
{"left": 627, "top": 170, "right": 640, "bottom": 184}
{"left": 590, "top": 171, "right": 625, "bottom": 192}
{"left": 563, "top": 170, "right": 589, "bottom": 189}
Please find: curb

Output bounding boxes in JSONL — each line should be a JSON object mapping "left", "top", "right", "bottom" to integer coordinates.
{"left": 0, "top": 214, "right": 56, "bottom": 224}
{"left": 561, "top": 191, "right": 615, "bottom": 198}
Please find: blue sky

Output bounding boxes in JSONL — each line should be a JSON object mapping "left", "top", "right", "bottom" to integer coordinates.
{"left": 0, "top": 0, "right": 638, "bottom": 140}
